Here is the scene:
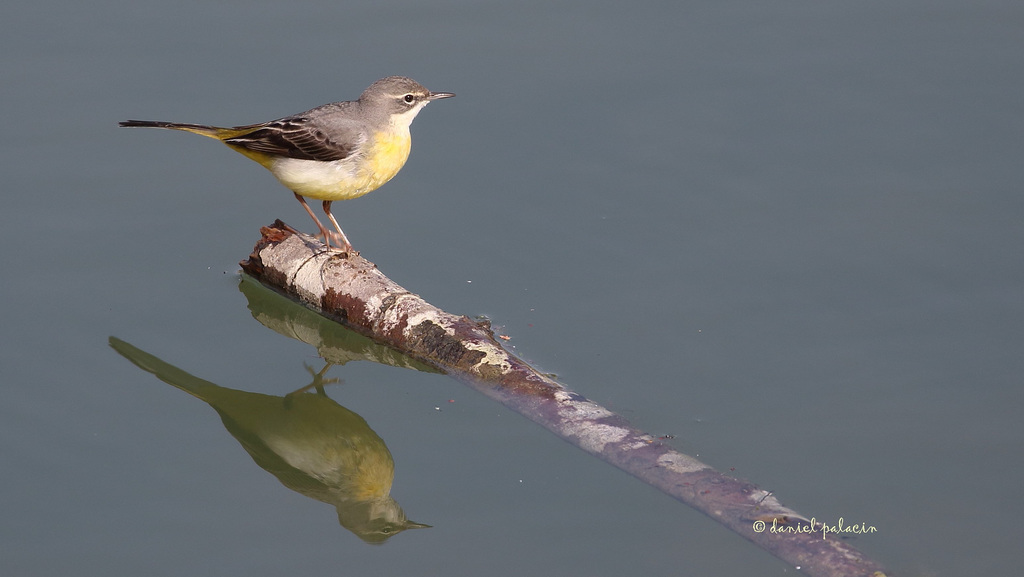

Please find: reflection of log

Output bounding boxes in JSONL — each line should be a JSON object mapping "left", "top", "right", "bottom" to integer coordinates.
{"left": 241, "top": 220, "right": 889, "bottom": 577}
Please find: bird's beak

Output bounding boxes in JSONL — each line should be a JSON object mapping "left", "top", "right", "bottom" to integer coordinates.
{"left": 427, "top": 91, "right": 455, "bottom": 100}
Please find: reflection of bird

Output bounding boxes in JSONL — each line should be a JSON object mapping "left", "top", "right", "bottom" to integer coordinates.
{"left": 109, "top": 337, "right": 429, "bottom": 543}
{"left": 120, "top": 76, "right": 454, "bottom": 253}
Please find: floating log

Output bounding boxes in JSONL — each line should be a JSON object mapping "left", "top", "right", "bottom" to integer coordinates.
{"left": 240, "top": 220, "right": 888, "bottom": 577}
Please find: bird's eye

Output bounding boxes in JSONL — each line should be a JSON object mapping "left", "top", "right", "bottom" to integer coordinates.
{"left": 403, "top": 94, "right": 415, "bottom": 104}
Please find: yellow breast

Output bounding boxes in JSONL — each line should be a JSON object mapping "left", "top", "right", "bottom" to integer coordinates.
{"left": 262, "top": 129, "right": 413, "bottom": 201}
{"left": 362, "top": 130, "right": 413, "bottom": 191}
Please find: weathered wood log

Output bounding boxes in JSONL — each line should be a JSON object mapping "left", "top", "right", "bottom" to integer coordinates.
{"left": 240, "top": 220, "right": 889, "bottom": 577}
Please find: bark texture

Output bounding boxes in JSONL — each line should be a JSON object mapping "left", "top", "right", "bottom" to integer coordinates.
{"left": 240, "top": 221, "right": 889, "bottom": 577}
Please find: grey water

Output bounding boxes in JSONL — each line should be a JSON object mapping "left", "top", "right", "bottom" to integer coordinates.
{"left": 3, "top": 1, "right": 1022, "bottom": 575}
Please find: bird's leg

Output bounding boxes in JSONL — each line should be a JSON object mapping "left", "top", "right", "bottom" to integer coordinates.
{"left": 323, "top": 200, "right": 354, "bottom": 254}
{"left": 287, "top": 362, "right": 341, "bottom": 397}
{"left": 293, "top": 192, "right": 336, "bottom": 250}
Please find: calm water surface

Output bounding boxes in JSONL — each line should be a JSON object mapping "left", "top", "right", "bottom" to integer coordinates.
{"left": 3, "top": 1, "right": 1022, "bottom": 575}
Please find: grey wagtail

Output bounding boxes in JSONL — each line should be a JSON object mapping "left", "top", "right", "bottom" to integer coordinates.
{"left": 120, "top": 76, "right": 454, "bottom": 253}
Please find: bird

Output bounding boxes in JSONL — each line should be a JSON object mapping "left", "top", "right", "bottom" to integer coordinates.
{"left": 120, "top": 76, "right": 455, "bottom": 253}
{"left": 109, "top": 337, "right": 430, "bottom": 543}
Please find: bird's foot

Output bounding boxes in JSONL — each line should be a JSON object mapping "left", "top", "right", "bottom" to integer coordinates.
{"left": 287, "top": 362, "right": 342, "bottom": 397}
{"left": 318, "top": 230, "right": 356, "bottom": 256}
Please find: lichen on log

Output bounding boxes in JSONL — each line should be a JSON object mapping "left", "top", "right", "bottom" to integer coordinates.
{"left": 240, "top": 220, "right": 889, "bottom": 577}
